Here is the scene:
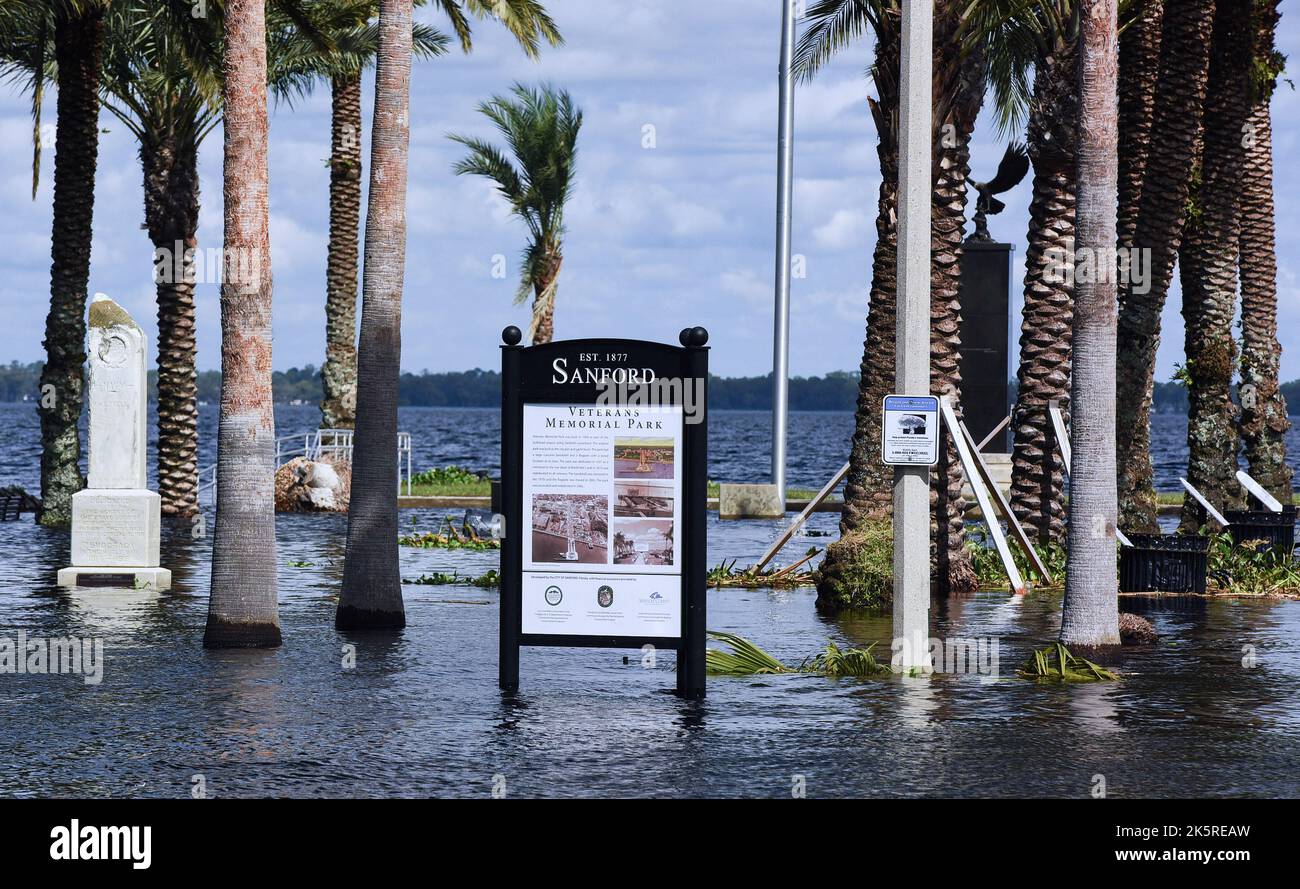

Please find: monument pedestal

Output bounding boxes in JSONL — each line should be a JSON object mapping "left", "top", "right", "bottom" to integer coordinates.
{"left": 57, "top": 295, "right": 171, "bottom": 592}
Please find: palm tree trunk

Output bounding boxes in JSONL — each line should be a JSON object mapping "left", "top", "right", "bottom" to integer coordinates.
{"left": 37, "top": 7, "right": 104, "bottom": 527}
{"left": 928, "top": 3, "right": 980, "bottom": 595}
{"left": 1237, "top": 0, "right": 1291, "bottom": 504}
{"left": 1010, "top": 39, "right": 1077, "bottom": 549}
{"left": 1061, "top": 0, "right": 1120, "bottom": 649}
{"left": 321, "top": 70, "right": 363, "bottom": 430}
{"left": 530, "top": 249, "right": 561, "bottom": 345}
{"left": 1178, "top": 0, "right": 1252, "bottom": 531}
{"left": 1114, "top": 0, "right": 1215, "bottom": 533}
{"left": 838, "top": 19, "right": 899, "bottom": 534}
{"left": 142, "top": 133, "right": 200, "bottom": 519}
{"left": 206, "top": 0, "right": 280, "bottom": 648}
{"left": 1116, "top": 0, "right": 1163, "bottom": 260}
{"left": 338, "top": 0, "right": 413, "bottom": 631}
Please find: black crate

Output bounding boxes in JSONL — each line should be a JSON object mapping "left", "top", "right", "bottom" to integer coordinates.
{"left": 1225, "top": 505, "right": 1297, "bottom": 555}
{"left": 1119, "top": 534, "right": 1210, "bottom": 594}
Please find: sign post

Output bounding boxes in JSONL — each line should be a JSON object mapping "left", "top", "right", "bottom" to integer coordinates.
{"left": 498, "top": 326, "right": 709, "bottom": 699}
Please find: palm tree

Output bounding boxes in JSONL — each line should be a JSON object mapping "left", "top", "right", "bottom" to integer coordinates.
{"left": 1237, "top": 0, "right": 1291, "bottom": 504}
{"left": 1060, "top": 0, "right": 1119, "bottom": 648}
{"left": 795, "top": 1, "right": 900, "bottom": 537}
{"left": 336, "top": 0, "right": 415, "bottom": 630}
{"left": 270, "top": 0, "right": 449, "bottom": 430}
{"left": 450, "top": 83, "right": 581, "bottom": 344}
{"left": 0, "top": 0, "right": 107, "bottom": 527}
{"left": 1116, "top": 0, "right": 1162, "bottom": 262}
{"left": 298, "top": 0, "right": 558, "bottom": 425}
{"left": 1114, "top": 0, "right": 1215, "bottom": 533}
{"left": 100, "top": 1, "right": 224, "bottom": 520}
{"left": 205, "top": 0, "right": 281, "bottom": 648}
{"left": 1006, "top": 3, "right": 1078, "bottom": 549}
{"left": 1177, "top": 0, "right": 1253, "bottom": 531}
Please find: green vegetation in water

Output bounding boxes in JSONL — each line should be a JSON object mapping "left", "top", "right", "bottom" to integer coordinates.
{"left": 1208, "top": 533, "right": 1300, "bottom": 595}
{"left": 286, "top": 560, "right": 315, "bottom": 568}
{"left": 813, "top": 520, "right": 893, "bottom": 611}
{"left": 399, "top": 516, "right": 500, "bottom": 550}
{"left": 407, "top": 465, "right": 492, "bottom": 498}
{"left": 708, "top": 549, "right": 819, "bottom": 588}
{"left": 967, "top": 531, "right": 1066, "bottom": 590}
{"left": 705, "top": 631, "right": 890, "bottom": 678}
{"left": 404, "top": 569, "right": 501, "bottom": 588}
{"left": 1019, "top": 642, "right": 1118, "bottom": 682}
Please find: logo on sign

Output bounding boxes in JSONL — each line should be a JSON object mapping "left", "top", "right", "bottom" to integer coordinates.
{"left": 597, "top": 585, "right": 614, "bottom": 608}
{"left": 544, "top": 585, "right": 563, "bottom": 606}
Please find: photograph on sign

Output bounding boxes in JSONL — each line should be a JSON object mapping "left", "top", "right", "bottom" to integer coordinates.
{"left": 521, "top": 403, "right": 683, "bottom": 637}
{"left": 881, "top": 394, "right": 940, "bottom": 466}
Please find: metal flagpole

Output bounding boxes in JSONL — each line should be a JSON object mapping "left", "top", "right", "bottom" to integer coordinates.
{"left": 893, "top": 0, "right": 932, "bottom": 670}
{"left": 771, "top": 0, "right": 795, "bottom": 500}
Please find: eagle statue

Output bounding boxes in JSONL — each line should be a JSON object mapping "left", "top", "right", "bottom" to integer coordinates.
{"left": 969, "top": 143, "right": 1029, "bottom": 242}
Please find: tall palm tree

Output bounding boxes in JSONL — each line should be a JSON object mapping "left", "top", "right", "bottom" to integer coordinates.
{"left": 450, "top": 83, "right": 582, "bottom": 344}
{"left": 270, "top": 0, "right": 448, "bottom": 430}
{"left": 205, "top": 0, "right": 281, "bottom": 648}
{"left": 1113, "top": 0, "right": 1215, "bottom": 533}
{"left": 100, "top": 1, "right": 224, "bottom": 520}
{"left": 1060, "top": 0, "right": 1119, "bottom": 648}
{"left": 1177, "top": 0, "right": 1253, "bottom": 531}
{"left": 1006, "top": 3, "right": 1078, "bottom": 549}
{"left": 0, "top": 0, "right": 106, "bottom": 527}
{"left": 336, "top": 0, "right": 415, "bottom": 630}
{"left": 796, "top": 1, "right": 900, "bottom": 538}
{"left": 1237, "top": 0, "right": 1291, "bottom": 504}
{"left": 1116, "top": 0, "right": 1162, "bottom": 263}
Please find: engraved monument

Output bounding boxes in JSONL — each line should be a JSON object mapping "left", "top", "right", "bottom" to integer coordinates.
{"left": 58, "top": 295, "right": 171, "bottom": 590}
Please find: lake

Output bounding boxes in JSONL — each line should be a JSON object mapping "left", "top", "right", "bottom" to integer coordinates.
{"left": 1, "top": 403, "right": 1298, "bottom": 797}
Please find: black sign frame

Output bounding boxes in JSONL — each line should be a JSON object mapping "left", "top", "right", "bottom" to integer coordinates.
{"left": 498, "top": 326, "right": 709, "bottom": 699}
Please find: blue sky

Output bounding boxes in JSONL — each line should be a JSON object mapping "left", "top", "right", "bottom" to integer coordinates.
{"left": 1, "top": 0, "right": 1297, "bottom": 382}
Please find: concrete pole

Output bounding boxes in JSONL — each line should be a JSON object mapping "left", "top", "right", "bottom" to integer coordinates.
{"left": 770, "top": 0, "right": 795, "bottom": 499}
{"left": 893, "top": 0, "right": 932, "bottom": 671}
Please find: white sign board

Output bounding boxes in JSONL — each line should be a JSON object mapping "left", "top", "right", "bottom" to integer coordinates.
{"left": 521, "top": 403, "right": 683, "bottom": 638}
{"left": 881, "top": 394, "right": 940, "bottom": 466}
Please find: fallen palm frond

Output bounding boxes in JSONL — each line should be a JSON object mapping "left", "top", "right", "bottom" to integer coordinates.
{"left": 399, "top": 516, "right": 500, "bottom": 551}
{"left": 706, "top": 631, "right": 890, "bottom": 678}
{"left": 708, "top": 548, "right": 819, "bottom": 588}
{"left": 1019, "top": 642, "right": 1118, "bottom": 682}
{"left": 404, "top": 569, "right": 500, "bottom": 588}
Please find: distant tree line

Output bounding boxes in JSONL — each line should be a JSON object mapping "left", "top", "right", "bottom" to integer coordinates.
{"left": 2, "top": 360, "right": 1292, "bottom": 414}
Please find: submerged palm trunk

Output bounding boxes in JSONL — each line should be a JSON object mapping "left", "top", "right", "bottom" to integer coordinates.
{"left": 338, "top": 0, "right": 413, "bottom": 630}
{"left": 205, "top": 0, "right": 280, "bottom": 648}
{"left": 1179, "top": 0, "right": 1252, "bottom": 531}
{"left": 143, "top": 133, "right": 200, "bottom": 518}
{"left": 1237, "top": 0, "right": 1291, "bottom": 503}
{"left": 321, "top": 70, "right": 363, "bottom": 429}
{"left": 37, "top": 8, "right": 105, "bottom": 527}
{"left": 1114, "top": 0, "right": 1215, "bottom": 533}
{"left": 1010, "top": 40, "right": 1078, "bottom": 548}
{"left": 1061, "top": 0, "right": 1119, "bottom": 649}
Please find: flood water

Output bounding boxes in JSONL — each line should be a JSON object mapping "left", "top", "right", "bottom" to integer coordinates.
{"left": 2, "top": 403, "right": 1299, "bottom": 797}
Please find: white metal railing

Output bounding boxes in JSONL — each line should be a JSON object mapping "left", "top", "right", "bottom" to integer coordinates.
{"left": 199, "top": 428, "right": 413, "bottom": 505}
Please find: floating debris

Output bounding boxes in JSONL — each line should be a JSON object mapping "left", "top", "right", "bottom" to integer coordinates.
{"left": 404, "top": 569, "right": 500, "bottom": 588}
{"left": 1019, "top": 642, "right": 1118, "bottom": 682}
{"left": 708, "top": 549, "right": 819, "bottom": 588}
{"left": 705, "top": 631, "right": 890, "bottom": 678}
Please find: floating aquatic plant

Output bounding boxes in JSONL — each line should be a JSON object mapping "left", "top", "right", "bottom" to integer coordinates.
{"left": 708, "top": 549, "right": 819, "bottom": 589}
{"left": 1019, "top": 642, "right": 1118, "bottom": 682}
{"left": 399, "top": 517, "right": 500, "bottom": 550}
{"left": 404, "top": 569, "right": 500, "bottom": 588}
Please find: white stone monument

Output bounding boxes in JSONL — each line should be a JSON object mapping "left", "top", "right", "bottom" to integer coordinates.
{"left": 58, "top": 295, "right": 171, "bottom": 590}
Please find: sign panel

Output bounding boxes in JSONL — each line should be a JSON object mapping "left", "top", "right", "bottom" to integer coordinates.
{"left": 498, "top": 328, "right": 708, "bottom": 699}
{"left": 881, "top": 394, "right": 940, "bottom": 466}
{"left": 521, "top": 403, "right": 683, "bottom": 637}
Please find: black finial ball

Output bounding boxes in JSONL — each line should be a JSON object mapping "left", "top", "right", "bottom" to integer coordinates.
{"left": 679, "top": 328, "right": 693, "bottom": 347}
{"left": 689, "top": 326, "right": 709, "bottom": 347}
{"left": 502, "top": 326, "right": 522, "bottom": 346}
